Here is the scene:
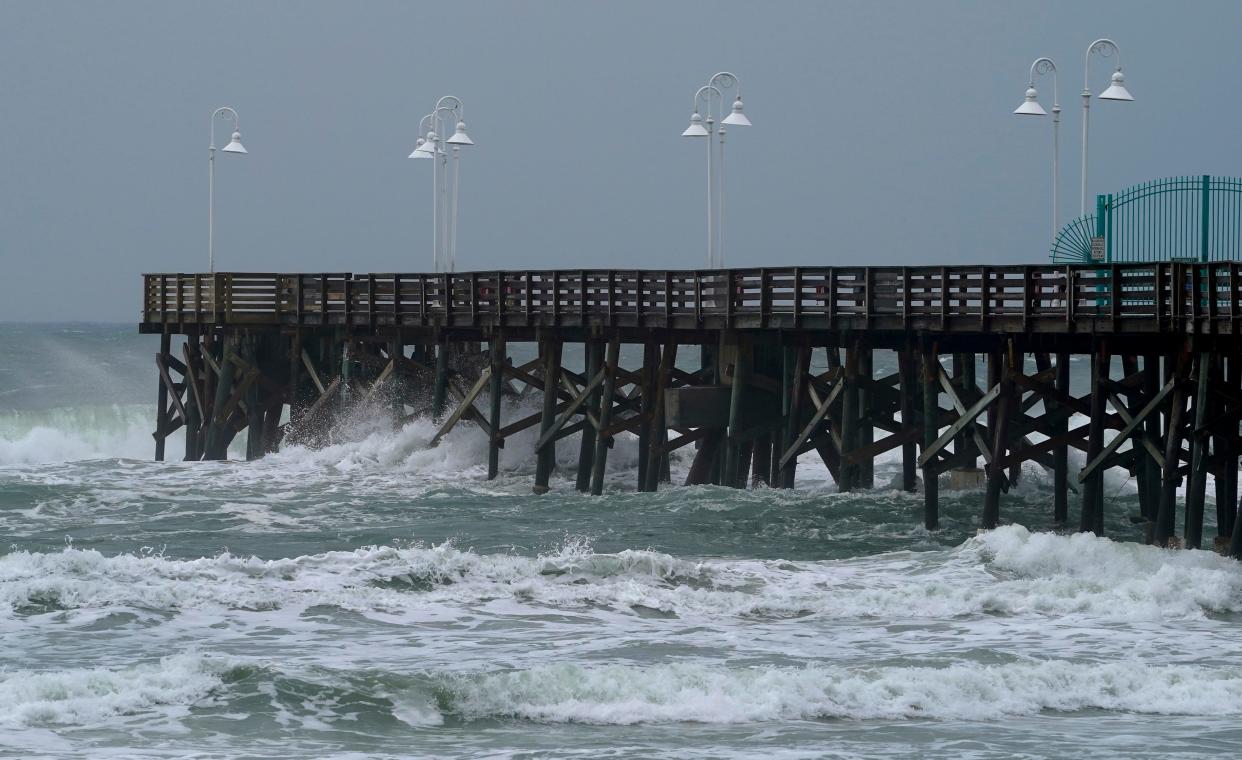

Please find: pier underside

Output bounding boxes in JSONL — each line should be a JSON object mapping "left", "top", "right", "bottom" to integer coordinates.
{"left": 140, "top": 263, "right": 1242, "bottom": 555}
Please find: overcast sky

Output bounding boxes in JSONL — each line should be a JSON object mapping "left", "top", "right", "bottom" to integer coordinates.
{"left": 1, "top": 0, "right": 1239, "bottom": 321}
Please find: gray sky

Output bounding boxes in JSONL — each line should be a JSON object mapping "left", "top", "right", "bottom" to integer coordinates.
{"left": 1, "top": 0, "right": 1239, "bottom": 322}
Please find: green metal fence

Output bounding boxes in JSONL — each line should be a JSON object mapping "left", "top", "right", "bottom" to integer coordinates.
{"left": 1051, "top": 175, "right": 1242, "bottom": 264}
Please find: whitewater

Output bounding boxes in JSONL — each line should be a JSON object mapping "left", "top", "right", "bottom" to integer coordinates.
{"left": 2, "top": 324, "right": 1242, "bottom": 759}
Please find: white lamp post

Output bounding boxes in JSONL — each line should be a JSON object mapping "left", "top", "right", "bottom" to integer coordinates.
{"left": 682, "top": 72, "right": 751, "bottom": 268}
{"left": 409, "top": 96, "right": 473, "bottom": 272}
{"left": 208, "top": 106, "right": 247, "bottom": 273}
{"left": 1014, "top": 57, "right": 1060, "bottom": 238}
{"left": 1080, "top": 38, "right": 1134, "bottom": 214}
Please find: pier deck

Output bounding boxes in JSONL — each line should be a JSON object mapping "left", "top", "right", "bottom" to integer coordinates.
{"left": 139, "top": 262, "right": 1242, "bottom": 557}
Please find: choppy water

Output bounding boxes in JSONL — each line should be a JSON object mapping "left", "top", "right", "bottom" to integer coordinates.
{"left": 2, "top": 323, "right": 1241, "bottom": 759}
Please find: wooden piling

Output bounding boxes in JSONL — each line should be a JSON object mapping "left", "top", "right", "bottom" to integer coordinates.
{"left": 722, "top": 339, "right": 750, "bottom": 488}
{"left": 589, "top": 336, "right": 620, "bottom": 495}
{"left": 533, "top": 337, "right": 562, "bottom": 494}
{"left": 643, "top": 340, "right": 676, "bottom": 492}
{"left": 840, "top": 343, "right": 859, "bottom": 492}
{"left": 244, "top": 335, "right": 264, "bottom": 462}
{"left": 858, "top": 346, "right": 874, "bottom": 489}
{"left": 637, "top": 342, "right": 658, "bottom": 491}
{"left": 432, "top": 335, "right": 450, "bottom": 421}
{"left": 203, "top": 335, "right": 237, "bottom": 460}
{"left": 154, "top": 331, "right": 171, "bottom": 461}
{"left": 1185, "top": 351, "right": 1211, "bottom": 549}
{"left": 921, "top": 345, "right": 940, "bottom": 530}
{"left": 1220, "top": 356, "right": 1240, "bottom": 540}
{"left": 982, "top": 348, "right": 1012, "bottom": 530}
{"left": 1155, "top": 352, "right": 1188, "bottom": 547}
{"left": 898, "top": 349, "right": 918, "bottom": 492}
{"left": 1080, "top": 346, "right": 1108, "bottom": 535}
{"left": 487, "top": 333, "right": 506, "bottom": 480}
{"left": 576, "top": 339, "right": 601, "bottom": 492}
{"left": 182, "top": 336, "right": 203, "bottom": 461}
{"left": 780, "top": 344, "right": 810, "bottom": 489}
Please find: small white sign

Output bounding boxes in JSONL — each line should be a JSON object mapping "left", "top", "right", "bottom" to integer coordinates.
{"left": 1090, "top": 236, "right": 1106, "bottom": 262}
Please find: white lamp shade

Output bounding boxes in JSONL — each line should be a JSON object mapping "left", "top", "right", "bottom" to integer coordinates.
{"left": 409, "top": 139, "right": 432, "bottom": 159}
{"left": 446, "top": 121, "right": 474, "bottom": 145}
{"left": 682, "top": 112, "right": 709, "bottom": 137}
{"left": 1098, "top": 71, "right": 1133, "bottom": 101}
{"left": 221, "top": 131, "right": 247, "bottom": 154}
{"left": 721, "top": 98, "right": 751, "bottom": 126}
{"left": 1014, "top": 88, "right": 1047, "bottom": 116}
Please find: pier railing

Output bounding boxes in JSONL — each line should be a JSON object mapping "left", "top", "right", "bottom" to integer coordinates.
{"left": 142, "top": 262, "right": 1242, "bottom": 334}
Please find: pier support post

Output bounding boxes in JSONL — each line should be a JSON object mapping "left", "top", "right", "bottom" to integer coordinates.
{"left": 487, "top": 333, "right": 506, "bottom": 480}
{"left": 432, "top": 334, "right": 450, "bottom": 422}
{"left": 1052, "top": 352, "right": 1071, "bottom": 524}
{"left": 589, "top": 336, "right": 620, "bottom": 495}
{"left": 1186, "top": 351, "right": 1211, "bottom": 550}
{"left": 779, "top": 344, "right": 810, "bottom": 489}
{"left": 637, "top": 342, "right": 657, "bottom": 491}
{"left": 921, "top": 345, "right": 940, "bottom": 530}
{"left": 1080, "top": 345, "right": 1108, "bottom": 535}
{"left": 642, "top": 339, "right": 676, "bottom": 492}
{"left": 898, "top": 348, "right": 918, "bottom": 492}
{"left": 204, "top": 335, "right": 238, "bottom": 460}
{"left": 244, "top": 335, "right": 264, "bottom": 462}
{"left": 1156, "top": 352, "right": 1188, "bottom": 547}
{"left": 154, "top": 331, "right": 171, "bottom": 462}
{"left": 723, "top": 337, "right": 750, "bottom": 489}
{"left": 858, "top": 345, "right": 874, "bottom": 489}
{"left": 840, "top": 343, "right": 859, "bottom": 492}
{"left": 982, "top": 345, "right": 1013, "bottom": 530}
{"left": 1143, "top": 353, "right": 1163, "bottom": 531}
{"left": 533, "top": 337, "right": 562, "bottom": 494}
{"left": 952, "top": 353, "right": 975, "bottom": 472}
{"left": 1219, "top": 357, "right": 1240, "bottom": 541}
{"left": 576, "top": 338, "right": 602, "bottom": 492}
{"left": 183, "top": 336, "right": 203, "bottom": 461}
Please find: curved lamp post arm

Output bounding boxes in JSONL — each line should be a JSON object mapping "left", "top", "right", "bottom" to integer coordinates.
{"left": 1029, "top": 57, "right": 1059, "bottom": 105}
{"left": 209, "top": 106, "right": 240, "bottom": 151}
{"left": 693, "top": 84, "right": 724, "bottom": 122}
{"left": 1083, "top": 38, "right": 1122, "bottom": 91}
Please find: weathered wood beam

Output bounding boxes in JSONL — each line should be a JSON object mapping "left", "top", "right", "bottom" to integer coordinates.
{"left": 1077, "top": 377, "right": 1175, "bottom": 483}
{"left": 430, "top": 366, "right": 492, "bottom": 446}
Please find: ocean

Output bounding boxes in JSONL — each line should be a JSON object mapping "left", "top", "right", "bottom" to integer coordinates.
{"left": 2, "top": 322, "right": 1241, "bottom": 759}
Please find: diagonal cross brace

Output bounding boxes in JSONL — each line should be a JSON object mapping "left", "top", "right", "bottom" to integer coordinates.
{"left": 917, "top": 380, "right": 1002, "bottom": 467}
{"left": 778, "top": 373, "right": 845, "bottom": 471}
{"left": 1078, "top": 377, "right": 1175, "bottom": 483}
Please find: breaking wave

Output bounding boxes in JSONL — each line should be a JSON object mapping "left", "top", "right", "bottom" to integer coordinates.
{"left": 6, "top": 654, "right": 1242, "bottom": 730}
{"left": 3, "top": 527, "right": 1239, "bottom": 622}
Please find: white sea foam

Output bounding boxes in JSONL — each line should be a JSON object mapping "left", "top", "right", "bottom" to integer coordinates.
{"left": 439, "top": 659, "right": 1242, "bottom": 724}
{"left": 0, "top": 405, "right": 165, "bottom": 465}
{"left": 3, "top": 527, "right": 1239, "bottom": 623}
{"left": 0, "top": 653, "right": 227, "bottom": 728}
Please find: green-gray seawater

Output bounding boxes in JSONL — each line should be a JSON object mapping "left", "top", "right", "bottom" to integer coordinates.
{"left": 2, "top": 324, "right": 1242, "bottom": 759}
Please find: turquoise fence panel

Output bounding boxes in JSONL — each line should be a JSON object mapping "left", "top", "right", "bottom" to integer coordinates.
{"left": 1052, "top": 175, "right": 1242, "bottom": 265}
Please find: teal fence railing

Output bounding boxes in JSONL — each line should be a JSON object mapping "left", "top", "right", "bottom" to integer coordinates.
{"left": 1052, "top": 175, "right": 1242, "bottom": 264}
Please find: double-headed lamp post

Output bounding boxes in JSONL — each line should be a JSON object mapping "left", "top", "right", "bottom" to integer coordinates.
{"left": 682, "top": 72, "right": 751, "bottom": 269}
{"left": 410, "top": 95, "right": 473, "bottom": 272}
{"left": 208, "top": 106, "right": 247, "bottom": 273}
{"left": 1080, "top": 38, "right": 1134, "bottom": 214}
{"left": 1013, "top": 58, "right": 1061, "bottom": 238}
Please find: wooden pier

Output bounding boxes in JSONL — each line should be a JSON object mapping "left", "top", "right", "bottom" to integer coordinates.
{"left": 140, "top": 262, "right": 1242, "bottom": 554}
